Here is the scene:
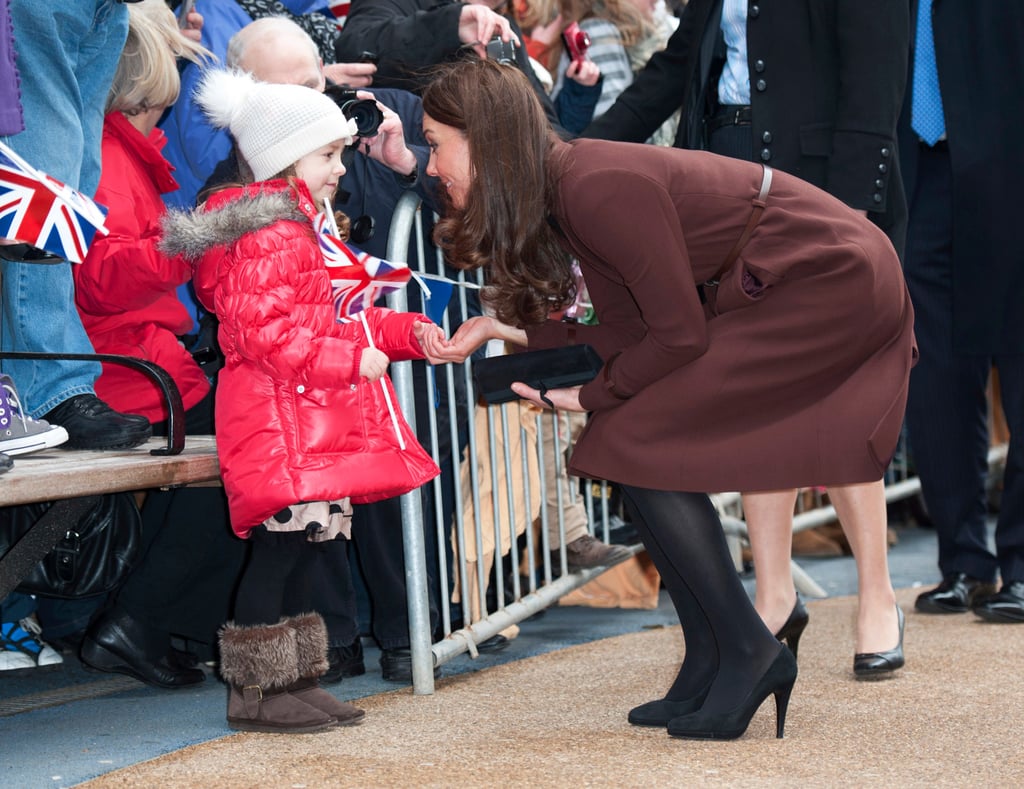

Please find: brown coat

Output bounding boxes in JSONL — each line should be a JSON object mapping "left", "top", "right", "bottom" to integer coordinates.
{"left": 526, "top": 139, "right": 916, "bottom": 493}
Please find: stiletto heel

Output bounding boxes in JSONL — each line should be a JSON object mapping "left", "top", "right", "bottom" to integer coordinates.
{"left": 774, "top": 596, "right": 809, "bottom": 660}
{"left": 666, "top": 646, "right": 798, "bottom": 740}
{"left": 853, "top": 604, "right": 905, "bottom": 679}
{"left": 772, "top": 676, "right": 794, "bottom": 739}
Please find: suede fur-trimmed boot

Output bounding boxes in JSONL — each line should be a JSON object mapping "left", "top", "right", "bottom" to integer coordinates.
{"left": 218, "top": 621, "right": 335, "bottom": 734}
{"left": 286, "top": 613, "right": 365, "bottom": 727}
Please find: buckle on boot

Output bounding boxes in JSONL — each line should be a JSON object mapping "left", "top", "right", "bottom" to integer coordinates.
{"left": 242, "top": 684, "right": 263, "bottom": 717}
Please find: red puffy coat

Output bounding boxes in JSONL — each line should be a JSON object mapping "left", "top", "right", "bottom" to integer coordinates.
{"left": 73, "top": 111, "right": 210, "bottom": 422}
{"left": 159, "top": 179, "right": 439, "bottom": 537}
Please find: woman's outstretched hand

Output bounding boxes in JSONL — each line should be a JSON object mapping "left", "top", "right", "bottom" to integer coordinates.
{"left": 431, "top": 316, "right": 529, "bottom": 363}
{"left": 511, "top": 383, "right": 584, "bottom": 412}
{"left": 413, "top": 321, "right": 451, "bottom": 364}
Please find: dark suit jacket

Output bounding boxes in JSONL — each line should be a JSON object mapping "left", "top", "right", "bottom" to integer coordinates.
{"left": 898, "top": 0, "right": 1024, "bottom": 353}
{"left": 583, "top": 0, "right": 909, "bottom": 255}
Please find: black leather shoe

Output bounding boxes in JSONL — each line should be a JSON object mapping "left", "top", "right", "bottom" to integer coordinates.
{"left": 322, "top": 639, "right": 366, "bottom": 684}
{"left": 79, "top": 609, "right": 204, "bottom": 689}
{"left": 43, "top": 394, "right": 152, "bottom": 450}
{"left": 477, "top": 634, "right": 510, "bottom": 653}
{"left": 854, "top": 605, "right": 905, "bottom": 679}
{"left": 379, "top": 647, "right": 439, "bottom": 683}
{"left": 972, "top": 581, "right": 1024, "bottom": 623}
{"left": 914, "top": 572, "right": 996, "bottom": 614}
{"left": 0, "top": 242, "right": 63, "bottom": 262}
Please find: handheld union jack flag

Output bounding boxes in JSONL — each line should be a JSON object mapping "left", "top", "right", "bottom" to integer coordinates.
{"left": 314, "top": 212, "right": 412, "bottom": 321}
{"left": 325, "top": 0, "right": 350, "bottom": 28}
{"left": 0, "top": 141, "right": 108, "bottom": 263}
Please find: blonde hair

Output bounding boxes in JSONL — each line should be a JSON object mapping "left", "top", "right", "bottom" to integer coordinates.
{"left": 107, "top": 0, "right": 214, "bottom": 116}
{"left": 559, "top": 0, "right": 649, "bottom": 48}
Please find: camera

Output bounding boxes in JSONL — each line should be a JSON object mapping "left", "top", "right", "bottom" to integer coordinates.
{"left": 485, "top": 35, "right": 517, "bottom": 65}
{"left": 323, "top": 84, "right": 384, "bottom": 139}
{"left": 561, "top": 22, "right": 591, "bottom": 65}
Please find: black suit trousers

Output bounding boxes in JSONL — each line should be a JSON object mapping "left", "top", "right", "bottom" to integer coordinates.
{"left": 903, "top": 143, "right": 1024, "bottom": 585}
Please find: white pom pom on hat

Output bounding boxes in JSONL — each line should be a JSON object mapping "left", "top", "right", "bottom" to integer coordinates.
{"left": 194, "top": 68, "right": 359, "bottom": 182}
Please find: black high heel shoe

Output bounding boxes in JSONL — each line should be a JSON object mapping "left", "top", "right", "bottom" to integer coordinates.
{"left": 628, "top": 686, "right": 710, "bottom": 727}
{"left": 853, "top": 605, "right": 905, "bottom": 679}
{"left": 666, "top": 646, "right": 798, "bottom": 740}
{"left": 774, "top": 596, "right": 809, "bottom": 660}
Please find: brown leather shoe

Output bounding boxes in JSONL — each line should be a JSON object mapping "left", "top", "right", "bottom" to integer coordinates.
{"left": 562, "top": 534, "right": 632, "bottom": 570}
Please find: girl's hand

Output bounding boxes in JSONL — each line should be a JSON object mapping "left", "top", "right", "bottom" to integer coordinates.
{"left": 511, "top": 383, "right": 585, "bottom": 412}
{"left": 413, "top": 321, "right": 451, "bottom": 364}
{"left": 566, "top": 58, "right": 600, "bottom": 87}
{"left": 359, "top": 347, "right": 390, "bottom": 381}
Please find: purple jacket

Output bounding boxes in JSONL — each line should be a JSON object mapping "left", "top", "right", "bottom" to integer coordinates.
{"left": 0, "top": 0, "right": 23, "bottom": 135}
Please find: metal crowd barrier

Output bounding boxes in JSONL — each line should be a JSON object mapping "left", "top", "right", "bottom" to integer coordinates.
{"left": 382, "top": 192, "right": 1007, "bottom": 695}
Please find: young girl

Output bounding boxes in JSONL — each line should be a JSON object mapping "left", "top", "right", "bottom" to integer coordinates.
{"left": 160, "top": 69, "right": 444, "bottom": 734}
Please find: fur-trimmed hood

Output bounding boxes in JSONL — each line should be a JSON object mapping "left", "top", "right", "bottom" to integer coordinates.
{"left": 159, "top": 180, "right": 314, "bottom": 263}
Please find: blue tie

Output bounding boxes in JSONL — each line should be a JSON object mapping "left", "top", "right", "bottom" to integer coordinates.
{"left": 912, "top": 0, "right": 945, "bottom": 145}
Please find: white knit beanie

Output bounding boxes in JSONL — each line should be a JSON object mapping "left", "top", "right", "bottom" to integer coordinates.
{"left": 195, "top": 69, "right": 358, "bottom": 182}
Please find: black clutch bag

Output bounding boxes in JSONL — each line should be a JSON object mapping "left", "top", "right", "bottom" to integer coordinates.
{"left": 472, "top": 345, "right": 603, "bottom": 405}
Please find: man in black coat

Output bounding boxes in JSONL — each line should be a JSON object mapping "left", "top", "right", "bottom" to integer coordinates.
{"left": 580, "top": 0, "right": 912, "bottom": 670}
{"left": 582, "top": 0, "right": 909, "bottom": 254}
{"left": 904, "top": 0, "right": 1024, "bottom": 622}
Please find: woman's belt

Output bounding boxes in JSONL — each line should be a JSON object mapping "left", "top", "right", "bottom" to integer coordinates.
{"left": 704, "top": 164, "right": 773, "bottom": 287}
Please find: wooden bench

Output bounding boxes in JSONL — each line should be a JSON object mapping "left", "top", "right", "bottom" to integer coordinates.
{"left": 0, "top": 436, "right": 220, "bottom": 599}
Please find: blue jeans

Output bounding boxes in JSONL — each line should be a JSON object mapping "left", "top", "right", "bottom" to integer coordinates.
{"left": 0, "top": 0, "right": 127, "bottom": 416}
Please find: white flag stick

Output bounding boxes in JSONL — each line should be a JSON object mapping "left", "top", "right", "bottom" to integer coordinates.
{"left": 358, "top": 310, "right": 406, "bottom": 450}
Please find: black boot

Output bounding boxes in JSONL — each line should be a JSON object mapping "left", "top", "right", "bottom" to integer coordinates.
{"left": 80, "top": 606, "right": 204, "bottom": 689}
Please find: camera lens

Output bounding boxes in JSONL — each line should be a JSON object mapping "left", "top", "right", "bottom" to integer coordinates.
{"left": 324, "top": 85, "right": 385, "bottom": 139}
{"left": 341, "top": 98, "right": 385, "bottom": 138}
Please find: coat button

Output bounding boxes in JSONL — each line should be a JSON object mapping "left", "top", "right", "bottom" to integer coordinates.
{"left": 760, "top": 148, "right": 772, "bottom": 162}
{"left": 875, "top": 178, "right": 885, "bottom": 189}
{"left": 755, "top": 79, "right": 767, "bottom": 92}
{"left": 878, "top": 163, "right": 888, "bottom": 174}
{"left": 750, "top": 4, "right": 760, "bottom": 17}
{"left": 762, "top": 130, "right": 772, "bottom": 143}
{"left": 296, "top": 384, "right": 305, "bottom": 393}
{"left": 880, "top": 147, "right": 890, "bottom": 157}
{"left": 873, "top": 193, "right": 883, "bottom": 203}
{"left": 754, "top": 59, "right": 765, "bottom": 73}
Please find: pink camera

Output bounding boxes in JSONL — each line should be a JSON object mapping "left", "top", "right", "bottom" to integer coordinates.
{"left": 562, "top": 22, "right": 591, "bottom": 65}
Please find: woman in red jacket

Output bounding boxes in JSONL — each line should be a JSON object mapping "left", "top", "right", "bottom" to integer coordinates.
{"left": 161, "top": 68, "right": 445, "bottom": 735}
{"left": 71, "top": 0, "right": 248, "bottom": 695}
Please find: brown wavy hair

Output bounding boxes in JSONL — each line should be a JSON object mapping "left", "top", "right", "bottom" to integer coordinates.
{"left": 423, "top": 59, "right": 575, "bottom": 328}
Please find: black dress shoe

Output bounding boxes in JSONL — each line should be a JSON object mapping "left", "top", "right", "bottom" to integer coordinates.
{"left": 43, "top": 394, "right": 152, "bottom": 450}
{"left": 79, "top": 609, "right": 204, "bottom": 689}
{"left": 972, "top": 581, "right": 1024, "bottom": 623}
{"left": 915, "top": 572, "right": 996, "bottom": 614}
{"left": 0, "top": 242, "right": 64, "bottom": 262}
{"left": 854, "top": 605, "right": 905, "bottom": 679}
{"left": 379, "top": 647, "right": 439, "bottom": 683}
{"left": 323, "top": 639, "right": 366, "bottom": 684}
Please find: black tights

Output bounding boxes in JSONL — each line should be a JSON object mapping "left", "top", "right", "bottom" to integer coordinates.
{"left": 234, "top": 528, "right": 322, "bottom": 627}
{"left": 620, "top": 485, "right": 780, "bottom": 712}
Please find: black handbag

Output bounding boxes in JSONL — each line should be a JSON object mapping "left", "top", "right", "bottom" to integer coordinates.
{"left": 0, "top": 493, "right": 142, "bottom": 599}
{"left": 473, "top": 345, "right": 604, "bottom": 405}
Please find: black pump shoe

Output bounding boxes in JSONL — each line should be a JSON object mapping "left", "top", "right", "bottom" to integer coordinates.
{"left": 774, "top": 596, "right": 809, "bottom": 660}
{"left": 853, "top": 605, "right": 905, "bottom": 679}
{"left": 628, "top": 686, "right": 710, "bottom": 727}
{"left": 80, "top": 608, "right": 205, "bottom": 689}
{"left": 667, "top": 646, "right": 798, "bottom": 740}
